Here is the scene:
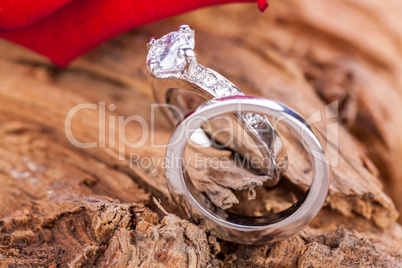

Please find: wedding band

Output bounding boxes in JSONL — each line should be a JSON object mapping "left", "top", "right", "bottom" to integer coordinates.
{"left": 146, "top": 25, "right": 288, "bottom": 185}
{"left": 164, "top": 96, "right": 330, "bottom": 244}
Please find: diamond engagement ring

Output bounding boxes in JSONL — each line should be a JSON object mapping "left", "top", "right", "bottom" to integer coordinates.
{"left": 146, "top": 25, "right": 288, "bottom": 185}
{"left": 164, "top": 96, "right": 330, "bottom": 244}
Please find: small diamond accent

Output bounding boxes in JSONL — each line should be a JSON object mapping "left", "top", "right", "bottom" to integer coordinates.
{"left": 187, "top": 64, "right": 203, "bottom": 80}
{"left": 242, "top": 113, "right": 265, "bottom": 128}
{"left": 214, "top": 82, "right": 233, "bottom": 96}
{"left": 202, "top": 73, "right": 217, "bottom": 87}
{"left": 185, "top": 64, "right": 246, "bottom": 98}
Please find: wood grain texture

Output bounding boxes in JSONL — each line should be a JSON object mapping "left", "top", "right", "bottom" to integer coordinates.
{"left": 0, "top": 0, "right": 402, "bottom": 266}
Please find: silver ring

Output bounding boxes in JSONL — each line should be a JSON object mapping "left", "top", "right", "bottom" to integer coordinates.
{"left": 164, "top": 96, "right": 330, "bottom": 244}
{"left": 146, "top": 25, "right": 288, "bottom": 185}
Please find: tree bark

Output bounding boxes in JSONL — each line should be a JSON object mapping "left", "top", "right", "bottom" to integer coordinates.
{"left": 0, "top": 0, "right": 402, "bottom": 267}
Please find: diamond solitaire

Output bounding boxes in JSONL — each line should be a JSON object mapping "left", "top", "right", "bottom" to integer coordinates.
{"left": 147, "top": 26, "right": 195, "bottom": 78}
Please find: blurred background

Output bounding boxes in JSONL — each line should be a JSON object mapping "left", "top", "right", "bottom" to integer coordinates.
{"left": 0, "top": 0, "right": 401, "bottom": 266}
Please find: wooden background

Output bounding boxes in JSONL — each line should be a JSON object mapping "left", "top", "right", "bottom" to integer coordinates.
{"left": 0, "top": 0, "right": 402, "bottom": 266}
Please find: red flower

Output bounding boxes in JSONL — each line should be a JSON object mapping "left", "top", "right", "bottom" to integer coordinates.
{"left": 0, "top": 0, "right": 267, "bottom": 66}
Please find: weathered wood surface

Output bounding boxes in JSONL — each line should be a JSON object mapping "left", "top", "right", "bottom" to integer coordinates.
{"left": 0, "top": 0, "right": 402, "bottom": 266}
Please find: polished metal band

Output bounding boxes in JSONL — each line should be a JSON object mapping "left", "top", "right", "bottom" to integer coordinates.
{"left": 164, "top": 96, "right": 330, "bottom": 244}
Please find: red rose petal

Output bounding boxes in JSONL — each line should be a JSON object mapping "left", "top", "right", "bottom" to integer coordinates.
{"left": 0, "top": 0, "right": 74, "bottom": 31}
{"left": 257, "top": 0, "right": 269, "bottom": 12}
{"left": 0, "top": 0, "right": 266, "bottom": 66}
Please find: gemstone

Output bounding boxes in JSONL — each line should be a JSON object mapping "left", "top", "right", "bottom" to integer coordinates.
{"left": 147, "top": 31, "right": 195, "bottom": 77}
{"left": 187, "top": 63, "right": 204, "bottom": 80}
{"left": 202, "top": 73, "right": 217, "bottom": 87}
{"left": 242, "top": 113, "right": 265, "bottom": 128}
{"left": 214, "top": 82, "right": 233, "bottom": 96}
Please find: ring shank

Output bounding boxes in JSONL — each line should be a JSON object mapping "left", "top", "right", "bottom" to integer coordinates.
{"left": 164, "top": 96, "right": 330, "bottom": 244}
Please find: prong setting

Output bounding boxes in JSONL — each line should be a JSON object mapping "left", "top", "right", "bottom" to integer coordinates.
{"left": 178, "top": 24, "right": 193, "bottom": 33}
{"left": 179, "top": 47, "right": 196, "bottom": 63}
{"left": 147, "top": 58, "right": 159, "bottom": 77}
{"left": 178, "top": 24, "right": 194, "bottom": 38}
{"left": 147, "top": 37, "right": 156, "bottom": 49}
